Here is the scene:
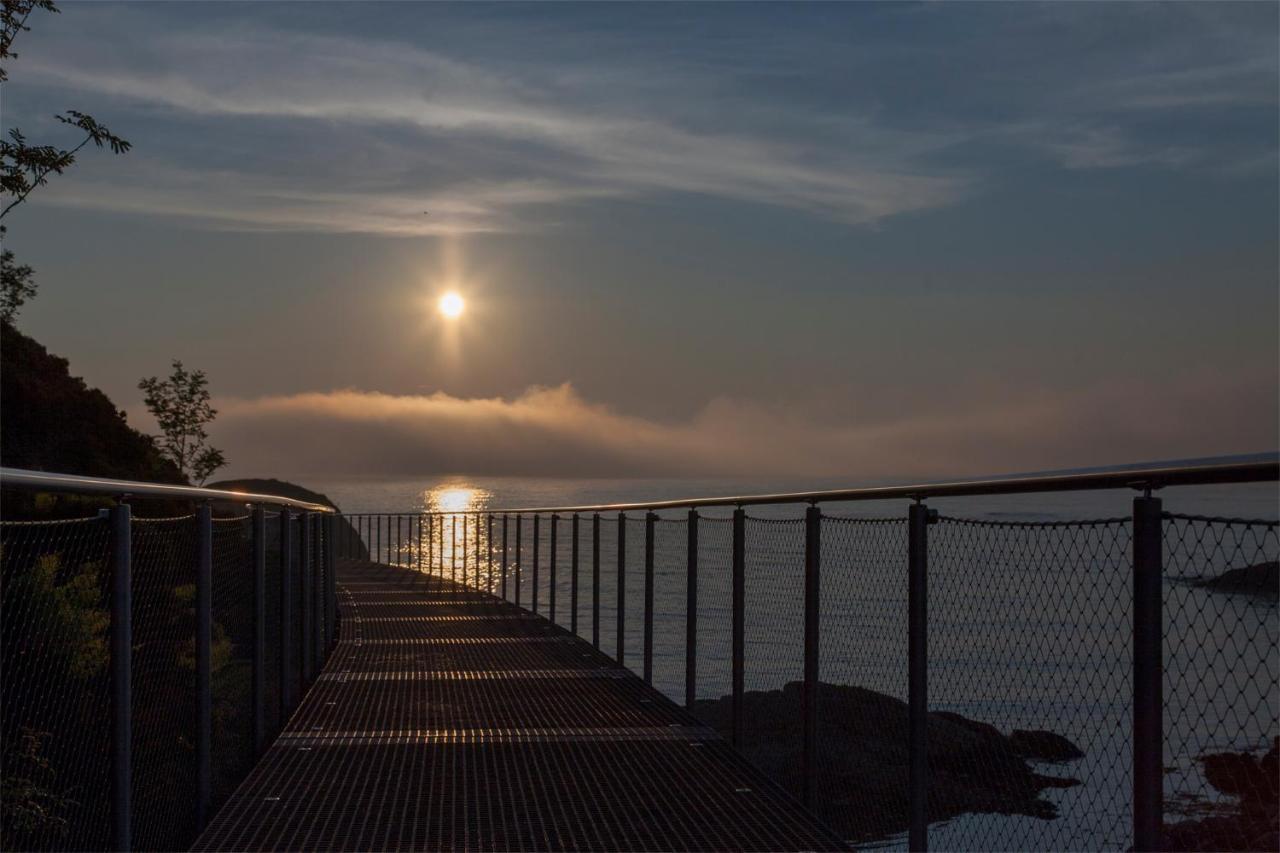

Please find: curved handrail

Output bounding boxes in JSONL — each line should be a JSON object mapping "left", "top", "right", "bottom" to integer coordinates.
{"left": 393, "top": 456, "right": 1277, "bottom": 515}
{"left": 0, "top": 467, "right": 335, "bottom": 512}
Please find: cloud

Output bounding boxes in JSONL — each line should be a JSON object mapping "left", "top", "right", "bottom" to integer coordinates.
{"left": 209, "top": 375, "right": 1277, "bottom": 481}
{"left": 16, "top": 15, "right": 966, "bottom": 234}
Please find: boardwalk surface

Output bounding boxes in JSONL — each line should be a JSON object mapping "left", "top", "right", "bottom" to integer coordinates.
{"left": 194, "top": 560, "right": 846, "bottom": 852}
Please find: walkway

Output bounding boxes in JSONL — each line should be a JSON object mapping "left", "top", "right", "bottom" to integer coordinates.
{"left": 193, "top": 559, "right": 846, "bottom": 851}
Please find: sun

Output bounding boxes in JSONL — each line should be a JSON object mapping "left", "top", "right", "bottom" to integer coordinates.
{"left": 439, "top": 291, "right": 465, "bottom": 319}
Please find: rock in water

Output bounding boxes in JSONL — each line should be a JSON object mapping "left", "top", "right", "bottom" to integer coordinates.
{"left": 692, "top": 682, "right": 1081, "bottom": 844}
{"left": 1195, "top": 561, "right": 1279, "bottom": 602}
{"left": 1010, "top": 729, "right": 1087, "bottom": 761}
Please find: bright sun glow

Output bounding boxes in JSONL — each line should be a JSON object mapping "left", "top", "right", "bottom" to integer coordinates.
{"left": 434, "top": 487, "right": 476, "bottom": 513}
{"left": 439, "top": 291, "right": 465, "bottom": 318}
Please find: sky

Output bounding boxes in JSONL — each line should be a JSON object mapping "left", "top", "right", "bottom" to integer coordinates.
{"left": 4, "top": 2, "right": 1277, "bottom": 481}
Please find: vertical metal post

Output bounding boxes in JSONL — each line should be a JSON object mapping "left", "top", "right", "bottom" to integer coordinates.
{"left": 617, "top": 512, "right": 627, "bottom": 666}
{"left": 592, "top": 514, "right": 601, "bottom": 649}
{"left": 643, "top": 512, "right": 655, "bottom": 684}
{"left": 280, "top": 509, "right": 294, "bottom": 716}
{"left": 686, "top": 509, "right": 698, "bottom": 711}
{"left": 326, "top": 515, "right": 337, "bottom": 652}
{"left": 501, "top": 515, "right": 509, "bottom": 600}
{"left": 300, "top": 511, "right": 314, "bottom": 683}
{"left": 437, "top": 513, "right": 445, "bottom": 589}
{"left": 195, "top": 502, "right": 212, "bottom": 830}
{"left": 908, "top": 502, "right": 933, "bottom": 852}
{"left": 252, "top": 506, "right": 267, "bottom": 754}
{"left": 731, "top": 507, "right": 745, "bottom": 749}
{"left": 803, "top": 504, "right": 821, "bottom": 809}
{"left": 514, "top": 515, "right": 522, "bottom": 608}
{"left": 451, "top": 515, "right": 458, "bottom": 590}
{"left": 487, "top": 514, "right": 494, "bottom": 595}
{"left": 427, "top": 514, "right": 433, "bottom": 575}
{"left": 313, "top": 515, "right": 324, "bottom": 668}
{"left": 549, "top": 515, "right": 558, "bottom": 623}
{"left": 1133, "top": 495, "right": 1164, "bottom": 852}
{"left": 532, "top": 514, "right": 541, "bottom": 614}
{"left": 461, "top": 513, "right": 468, "bottom": 591}
{"left": 110, "top": 502, "right": 132, "bottom": 853}
{"left": 570, "top": 514, "right": 580, "bottom": 634}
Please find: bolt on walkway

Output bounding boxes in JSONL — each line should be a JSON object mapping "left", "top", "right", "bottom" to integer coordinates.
{"left": 193, "top": 559, "right": 847, "bottom": 852}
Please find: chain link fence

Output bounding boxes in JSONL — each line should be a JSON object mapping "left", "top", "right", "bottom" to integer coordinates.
{"left": 1, "top": 501, "right": 340, "bottom": 852}
{"left": 390, "top": 483, "right": 1276, "bottom": 852}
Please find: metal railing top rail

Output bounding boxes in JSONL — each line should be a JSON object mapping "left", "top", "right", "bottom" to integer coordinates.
{"left": 0, "top": 466, "right": 335, "bottom": 512}
{"left": 371, "top": 457, "right": 1276, "bottom": 515}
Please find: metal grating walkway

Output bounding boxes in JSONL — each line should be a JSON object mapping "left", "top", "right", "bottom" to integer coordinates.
{"left": 193, "top": 560, "right": 847, "bottom": 852}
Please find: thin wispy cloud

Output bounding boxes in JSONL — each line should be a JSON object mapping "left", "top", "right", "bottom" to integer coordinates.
{"left": 16, "top": 4, "right": 1271, "bottom": 237}
{"left": 15, "top": 15, "right": 968, "bottom": 234}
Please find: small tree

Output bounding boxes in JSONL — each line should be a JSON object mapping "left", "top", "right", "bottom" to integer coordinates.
{"left": 1, "top": 237, "right": 35, "bottom": 323}
{"left": 138, "top": 361, "right": 226, "bottom": 485}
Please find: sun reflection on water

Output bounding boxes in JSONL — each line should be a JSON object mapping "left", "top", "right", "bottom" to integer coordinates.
{"left": 422, "top": 483, "right": 496, "bottom": 586}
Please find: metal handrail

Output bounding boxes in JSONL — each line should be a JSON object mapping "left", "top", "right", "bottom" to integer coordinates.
{"left": 0, "top": 466, "right": 335, "bottom": 512}
{"left": 418, "top": 456, "right": 1277, "bottom": 515}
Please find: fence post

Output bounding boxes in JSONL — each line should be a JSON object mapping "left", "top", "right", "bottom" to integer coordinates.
{"left": 731, "top": 507, "right": 745, "bottom": 749}
{"left": 326, "top": 514, "right": 337, "bottom": 652}
{"left": 617, "top": 512, "right": 627, "bottom": 666}
{"left": 280, "top": 508, "right": 294, "bottom": 714}
{"left": 571, "top": 514, "right": 580, "bottom": 634}
{"left": 803, "top": 504, "right": 821, "bottom": 809}
{"left": 515, "top": 515, "right": 522, "bottom": 608}
{"left": 110, "top": 501, "right": 132, "bottom": 852}
{"left": 314, "top": 515, "right": 324, "bottom": 668}
{"left": 1133, "top": 495, "right": 1164, "bottom": 852}
{"left": 501, "top": 515, "right": 509, "bottom": 600}
{"left": 300, "top": 511, "right": 314, "bottom": 683}
{"left": 686, "top": 509, "right": 698, "bottom": 711}
{"left": 461, "top": 513, "right": 469, "bottom": 592}
{"left": 195, "top": 502, "right": 213, "bottom": 830}
{"left": 644, "top": 511, "right": 656, "bottom": 684}
{"left": 452, "top": 515, "right": 458, "bottom": 593}
{"left": 252, "top": 506, "right": 267, "bottom": 754}
{"left": 593, "top": 514, "right": 601, "bottom": 648}
{"left": 550, "top": 515, "right": 559, "bottom": 623}
{"left": 437, "top": 514, "right": 445, "bottom": 593}
{"left": 487, "top": 514, "right": 494, "bottom": 596}
{"left": 532, "top": 514, "right": 541, "bottom": 613}
{"left": 908, "top": 501, "right": 933, "bottom": 852}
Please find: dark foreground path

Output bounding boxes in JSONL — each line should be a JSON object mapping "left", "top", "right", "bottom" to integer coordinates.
{"left": 193, "top": 560, "right": 846, "bottom": 852}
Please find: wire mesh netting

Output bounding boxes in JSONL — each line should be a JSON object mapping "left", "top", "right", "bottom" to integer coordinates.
{"left": 695, "top": 515, "right": 735, "bottom": 711}
{"left": 623, "top": 515, "right": 647, "bottom": 671}
{"left": 926, "top": 516, "right": 1134, "bottom": 852}
{"left": 261, "top": 513, "right": 283, "bottom": 740}
{"left": 210, "top": 517, "right": 254, "bottom": 815}
{"left": 597, "top": 515, "right": 620, "bottom": 660}
{"left": 1, "top": 505, "right": 336, "bottom": 853}
{"left": 816, "top": 515, "right": 909, "bottom": 843}
{"left": 131, "top": 516, "right": 199, "bottom": 852}
{"left": 1, "top": 517, "right": 113, "bottom": 852}
{"left": 1161, "top": 513, "right": 1279, "bottom": 852}
{"left": 653, "top": 516, "right": 689, "bottom": 702}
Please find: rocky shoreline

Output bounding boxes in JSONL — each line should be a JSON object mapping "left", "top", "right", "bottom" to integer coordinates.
{"left": 692, "top": 681, "right": 1084, "bottom": 843}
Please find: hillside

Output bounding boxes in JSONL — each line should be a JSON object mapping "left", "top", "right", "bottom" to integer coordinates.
{"left": 1, "top": 320, "right": 182, "bottom": 483}
{"left": 205, "top": 478, "right": 341, "bottom": 510}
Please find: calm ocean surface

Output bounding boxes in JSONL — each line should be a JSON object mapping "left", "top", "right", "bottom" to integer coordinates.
{"left": 311, "top": 473, "right": 1278, "bottom": 850}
